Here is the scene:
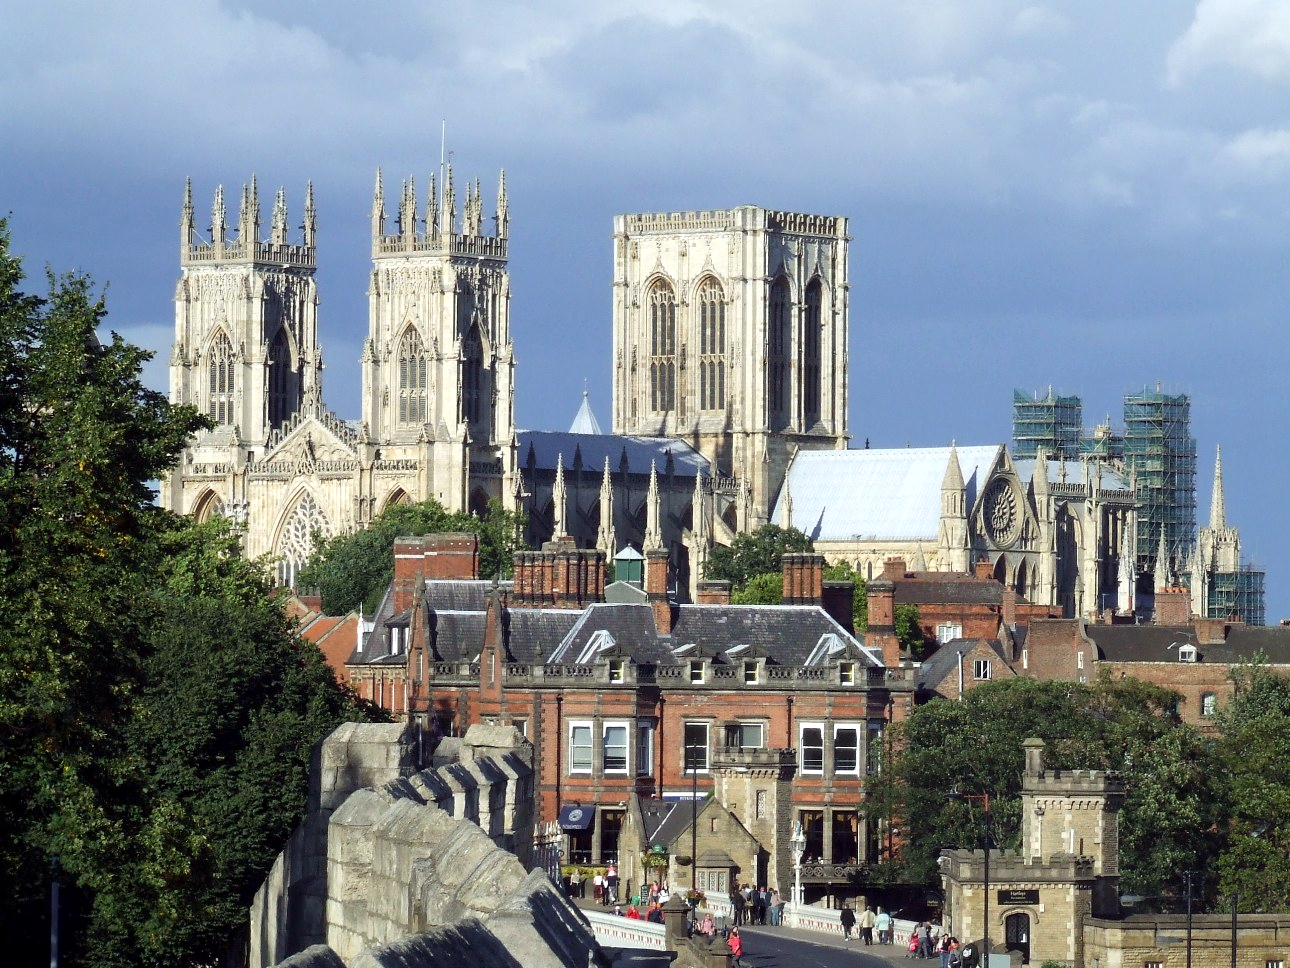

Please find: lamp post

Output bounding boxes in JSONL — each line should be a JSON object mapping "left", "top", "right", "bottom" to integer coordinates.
{"left": 885, "top": 696, "right": 895, "bottom": 862}
{"left": 790, "top": 820, "right": 806, "bottom": 914}
{"left": 685, "top": 743, "right": 702, "bottom": 894}
{"left": 947, "top": 789, "right": 992, "bottom": 965}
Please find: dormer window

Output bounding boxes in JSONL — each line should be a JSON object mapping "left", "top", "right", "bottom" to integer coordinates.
{"left": 689, "top": 660, "right": 705, "bottom": 684}
{"left": 839, "top": 662, "right": 855, "bottom": 685}
{"left": 743, "top": 660, "right": 759, "bottom": 685}
{"left": 609, "top": 659, "right": 626, "bottom": 683}
{"left": 1178, "top": 644, "right": 1198, "bottom": 663}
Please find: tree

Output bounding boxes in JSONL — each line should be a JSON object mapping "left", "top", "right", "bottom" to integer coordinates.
{"left": 0, "top": 222, "right": 207, "bottom": 962}
{"left": 703, "top": 524, "right": 813, "bottom": 592}
{"left": 731, "top": 572, "right": 783, "bottom": 605}
{"left": 874, "top": 676, "right": 1218, "bottom": 896}
{"left": 894, "top": 603, "right": 925, "bottom": 657}
{"left": 298, "top": 497, "right": 526, "bottom": 614}
{"left": 823, "top": 561, "right": 868, "bottom": 631}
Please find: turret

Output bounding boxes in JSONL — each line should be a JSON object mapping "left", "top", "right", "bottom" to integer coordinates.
{"left": 425, "top": 172, "right": 439, "bottom": 240}
{"left": 443, "top": 163, "right": 456, "bottom": 236}
{"left": 237, "top": 175, "right": 260, "bottom": 243}
{"left": 1210, "top": 444, "right": 1226, "bottom": 529}
{"left": 371, "top": 168, "right": 386, "bottom": 239}
{"left": 211, "top": 185, "right": 227, "bottom": 246}
{"left": 596, "top": 456, "right": 615, "bottom": 555}
{"left": 270, "top": 187, "right": 288, "bottom": 246}
{"left": 302, "top": 181, "right": 316, "bottom": 247}
{"left": 644, "top": 460, "right": 663, "bottom": 552}
{"left": 495, "top": 169, "right": 509, "bottom": 239}
{"left": 181, "top": 177, "right": 194, "bottom": 249}
{"left": 552, "top": 452, "right": 567, "bottom": 539}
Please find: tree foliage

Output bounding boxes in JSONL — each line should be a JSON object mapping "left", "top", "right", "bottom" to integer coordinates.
{"left": 298, "top": 497, "right": 525, "bottom": 615}
{"left": 874, "top": 675, "right": 1219, "bottom": 898}
{"left": 703, "top": 524, "right": 813, "bottom": 592}
{"left": 731, "top": 572, "right": 783, "bottom": 605}
{"left": 823, "top": 561, "right": 868, "bottom": 631}
{"left": 0, "top": 225, "right": 379, "bottom": 966}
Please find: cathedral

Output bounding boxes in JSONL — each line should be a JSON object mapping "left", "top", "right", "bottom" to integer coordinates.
{"left": 161, "top": 170, "right": 516, "bottom": 584}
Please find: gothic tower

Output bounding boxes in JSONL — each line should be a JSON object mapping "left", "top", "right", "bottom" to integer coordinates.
{"left": 168, "top": 176, "right": 320, "bottom": 459}
{"left": 610, "top": 206, "right": 850, "bottom": 530}
{"left": 362, "top": 167, "right": 517, "bottom": 514}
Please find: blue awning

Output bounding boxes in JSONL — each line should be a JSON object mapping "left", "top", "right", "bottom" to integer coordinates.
{"left": 559, "top": 804, "right": 596, "bottom": 830}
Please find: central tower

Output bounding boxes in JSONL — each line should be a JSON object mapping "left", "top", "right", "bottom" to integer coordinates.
{"left": 611, "top": 206, "right": 849, "bottom": 531}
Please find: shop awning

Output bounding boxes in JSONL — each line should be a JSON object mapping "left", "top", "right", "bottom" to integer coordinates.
{"left": 558, "top": 804, "right": 596, "bottom": 830}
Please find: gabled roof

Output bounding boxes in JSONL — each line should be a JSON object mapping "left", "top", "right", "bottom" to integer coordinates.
{"left": 569, "top": 391, "right": 603, "bottom": 435}
{"left": 773, "top": 445, "right": 1003, "bottom": 542}
{"left": 917, "top": 638, "right": 1009, "bottom": 690}
{"left": 1085, "top": 624, "right": 1290, "bottom": 664}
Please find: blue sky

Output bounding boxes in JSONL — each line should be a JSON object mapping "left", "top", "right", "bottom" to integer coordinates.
{"left": 4, "top": 1, "right": 1289, "bottom": 619}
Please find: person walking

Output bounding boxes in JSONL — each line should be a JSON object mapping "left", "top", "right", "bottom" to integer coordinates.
{"left": 840, "top": 904, "right": 857, "bottom": 941}
{"left": 858, "top": 905, "right": 877, "bottom": 944}
{"left": 876, "top": 907, "right": 892, "bottom": 944}
{"left": 768, "top": 888, "right": 783, "bottom": 926}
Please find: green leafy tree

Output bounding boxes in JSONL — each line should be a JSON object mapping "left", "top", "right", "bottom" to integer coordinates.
{"left": 894, "top": 603, "right": 925, "bottom": 657}
{"left": 299, "top": 497, "right": 526, "bottom": 614}
{"left": 703, "top": 524, "right": 813, "bottom": 592}
{"left": 731, "top": 572, "right": 783, "bottom": 605}
{"left": 823, "top": 561, "right": 868, "bottom": 631}
{"left": 0, "top": 222, "right": 207, "bottom": 963}
{"left": 1212, "top": 660, "right": 1290, "bottom": 910}
{"left": 874, "top": 676, "right": 1218, "bottom": 896}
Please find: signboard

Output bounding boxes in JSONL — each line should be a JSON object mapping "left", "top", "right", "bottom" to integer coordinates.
{"left": 998, "top": 888, "right": 1040, "bottom": 905}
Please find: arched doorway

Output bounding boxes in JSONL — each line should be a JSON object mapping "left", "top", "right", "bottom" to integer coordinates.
{"left": 1005, "top": 912, "right": 1031, "bottom": 964}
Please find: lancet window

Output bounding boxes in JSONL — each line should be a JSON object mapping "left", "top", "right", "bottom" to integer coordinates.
{"left": 648, "top": 281, "right": 676, "bottom": 412}
{"left": 768, "top": 278, "right": 790, "bottom": 427}
{"left": 697, "top": 277, "right": 726, "bottom": 410}
{"left": 803, "top": 278, "right": 823, "bottom": 426}
{"left": 268, "top": 328, "right": 293, "bottom": 428}
{"left": 207, "top": 331, "right": 236, "bottom": 426}
{"left": 397, "top": 327, "right": 429, "bottom": 424}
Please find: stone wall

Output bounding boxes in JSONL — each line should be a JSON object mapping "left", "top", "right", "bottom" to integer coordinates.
{"left": 1083, "top": 914, "right": 1290, "bottom": 968}
{"left": 250, "top": 722, "right": 577, "bottom": 968}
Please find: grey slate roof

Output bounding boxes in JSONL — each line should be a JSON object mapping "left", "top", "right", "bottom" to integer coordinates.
{"left": 895, "top": 576, "right": 1009, "bottom": 606}
{"left": 916, "top": 638, "right": 1007, "bottom": 691}
{"left": 518, "top": 430, "right": 709, "bottom": 476}
{"left": 1086, "top": 624, "right": 1290, "bottom": 664}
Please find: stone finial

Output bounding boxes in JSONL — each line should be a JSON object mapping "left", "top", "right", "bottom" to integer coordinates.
{"left": 1023, "top": 737, "right": 1045, "bottom": 775}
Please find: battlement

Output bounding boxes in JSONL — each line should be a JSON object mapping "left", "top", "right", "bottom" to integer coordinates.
{"left": 183, "top": 239, "right": 316, "bottom": 268}
{"left": 1024, "top": 768, "right": 1126, "bottom": 795}
{"left": 617, "top": 205, "right": 845, "bottom": 238}
{"left": 941, "top": 847, "right": 1095, "bottom": 882}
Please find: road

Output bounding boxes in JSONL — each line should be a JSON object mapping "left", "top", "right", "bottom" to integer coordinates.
{"left": 607, "top": 925, "right": 903, "bottom": 968}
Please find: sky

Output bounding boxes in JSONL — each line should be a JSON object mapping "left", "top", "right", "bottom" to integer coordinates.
{"left": 3, "top": 1, "right": 1289, "bottom": 620}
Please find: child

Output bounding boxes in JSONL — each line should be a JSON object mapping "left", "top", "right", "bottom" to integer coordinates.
{"left": 728, "top": 926, "right": 744, "bottom": 967}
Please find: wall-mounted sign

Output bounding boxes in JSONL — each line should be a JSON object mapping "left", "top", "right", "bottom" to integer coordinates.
{"left": 998, "top": 889, "right": 1040, "bottom": 905}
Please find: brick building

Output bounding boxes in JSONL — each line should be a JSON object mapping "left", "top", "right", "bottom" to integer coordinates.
{"left": 336, "top": 533, "right": 914, "bottom": 904}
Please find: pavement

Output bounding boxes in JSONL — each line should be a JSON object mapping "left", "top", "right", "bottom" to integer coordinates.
{"left": 741, "top": 924, "right": 918, "bottom": 963}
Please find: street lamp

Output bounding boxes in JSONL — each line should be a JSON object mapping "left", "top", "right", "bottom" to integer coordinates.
{"left": 947, "top": 788, "right": 992, "bottom": 965}
{"left": 685, "top": 743, "right": 703, "bottom": 893}
{"left": 790, "top": 820, "right": 806, "bottom": 912}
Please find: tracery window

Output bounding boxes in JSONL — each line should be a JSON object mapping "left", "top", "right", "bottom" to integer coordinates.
{"left": 268, "top": 328, "right": 292, "bottom": 428}
{"left": 768, "top": 278, "right": 790, "bottom": 427}
{"left": 397, "top": 327, "right": 429, "bottom": 424}
{"left": 697, "top": 277, "right": 726, "bottom": 410}
{"left": 803, "top": 278, "right": 822, "bottom": 426}
{"left": 276, "top": 492, "right": 330, "bottom": 588}
{"left": 462, "top": 323, "right": 483, "bottom": 425}
{"left": 648, "top": 281, "right": 676, "bottom": 412}
{"left": 207, "top": 331, "right": 235, "bottom": 426}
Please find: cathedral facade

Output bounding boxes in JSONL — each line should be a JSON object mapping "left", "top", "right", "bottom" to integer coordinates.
{"left": 161, "top": 170, "right": 517, "bottom": 584}
{"left": 610, "top": 206, "right": 851, "bottom": 538}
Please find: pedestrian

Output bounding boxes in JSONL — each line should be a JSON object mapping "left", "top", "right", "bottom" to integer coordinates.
{"left": 593, "top": 871, "right": 603, "bottom": 905}
{"left": 876, "top": 907, "right": 892, "bottom": 944}
{"left": 731, "top": 888, "right": 746, "bottom": 925}
{"left": 753, "top": 886, "right": 767, "bottom": 925}
{"left": 840, "top": 903, "right": 857, "bottom": 941}
{"left": 918, "top": 921, "right": 934, "bottom": 958}
{"left": 700, "top": 913, "right": 715, "bottom": 936}
{"left": 769, "top": 888, "right": 783, "bottom": 926}
{"left": 938, "top": 932, "right": 953, "bottom": 968}
{"left": 626, "top": 903, "right": 641, "bottom": 919}
{"left": 729, "top": 926, "right": 744, "bottom": 968}
{"left": 858, "top": 905, "right": 877, "bottom": 944}
{"left": 606, "top": 864, "right": 619, "bottom": 905}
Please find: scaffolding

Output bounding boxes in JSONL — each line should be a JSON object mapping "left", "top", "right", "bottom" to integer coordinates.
{"left": 1012, "top": 388, "right": 1083, "bottom": 460}
{"left": 1208, "top": 566, "right": 1266, "bottom": 626}
{"left": 1123, "top": 386, "right": 1196, "bottom": 569}
{"left": 1080, "top": 420, "right": 1124, "bottom": 461}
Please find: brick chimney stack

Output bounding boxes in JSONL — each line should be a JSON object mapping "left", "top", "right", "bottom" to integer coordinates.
{"left": 645, "top": 549, "right": 675, "bottom": 634}
{"left": 822, "top": 579, "right": 856, "bottom": 634}
{"left": 883, "top": 557, "right": 908, "bottom": 581}
{"left": 866, "top": 571, "right": 901, "bottom": 668}
{"left": 974, "top": 558, "right": 994, "bottom": 580}
{"left": 393, "top": 533, "right": 480, "bottom": 612}
{"left": 511, "top": 537, "right": 606, "bottom": 609}
{"left": 1154, "top": 586, "right": 1192, "bottom": 627}
{"left": 782, "top": 553, "right": 826, "bottom": 604}
{"left": 696, "top": 580, "right": 732, "bottom": 605}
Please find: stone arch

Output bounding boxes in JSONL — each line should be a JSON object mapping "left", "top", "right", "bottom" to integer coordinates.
{"left": 273, "top": 488, "right": 332, "bottom": 588}
{"left": 205, "top": 328, "right": 236, "bottom": 426}
{"left": 768, "top": 275, "right": 791, "bottom": 430}
{"left": 192, "top": 488, "right": 224, "bottom": 524}
{"left": 395, "top": 324, "right": 430, "bottom": 425}
{"left": 1014, "top": 558, "right": 1028, "bottom": 598}
{"left": 380, "top": 487, "right": 412, "bottom": 513}
{"left": 993, "top": 555, "right": 1008, "bottom": 585}
{"left": 469, "top": 486, "right": 490, "bottom": 520}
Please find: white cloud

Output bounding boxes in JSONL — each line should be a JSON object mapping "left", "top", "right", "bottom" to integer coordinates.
{"left": 1167, "top": 0, "right": 1290, "bottom": 86}
{"left": 1011, "top": 6, "right": 1069, "bottom": 38}
{"left": 1221, "top": 126, "right": 1290, "bottom": 174}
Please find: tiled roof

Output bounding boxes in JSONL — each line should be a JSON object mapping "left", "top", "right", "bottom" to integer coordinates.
{"left": 894, "top": 576, "right": 1007, "bottom": 606}
{"left": 1087, "top": 624, "right": 1290, "bottom": 664}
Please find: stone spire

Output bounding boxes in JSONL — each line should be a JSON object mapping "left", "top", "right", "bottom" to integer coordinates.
{"left": 238, "top": 175, "right": 260, "bottom": 243}
{"left": 1155, "top": 525, "right": 1171, "bottom": 589}
{"left": 939, "top": 442, "right": 969, "bottom": 571}
{"left": 643, "top": 461, "right": 663, "bottom": 552}
{"left": 426, "top": 172, "right": 438, "bottom": 241}
{"left": 781, "top": 474, "right": 793, "bottom": 530}
{"left": 569, "top": 387, "right": 603, "bottom": 435}
{"left": 443, "top": 163, "right": 456, "bottom": 236}
{"left": 552, "top": 452, "right": 568, "bottom": 539}
{"left": 913, "top": 542, "right": 927, "bottom": 571}
{"left": 270, "top": 187, "right": 288, "bottom": 245}
{"left": 303, "top": 181, "right": 316, "bottom": 247}
{"left": 211, "top": 184, "right": 226, "bottom": 245}
{"left": 596, "top": 457, "right": 615, "bottom": 555}
{"left": 1210, "top": 445, "right": 1226, "bottom": 529}
{"left": 496, "top": 169, "right": 509, "bottom": 239}
{"left": 371, "top": 168, "right": 386, "bottom": 238}
{"left": 398, "top": 177, "right": 417, "bottom": 242}
{"left": 181, "top": 177, "right": 194, "bottom": 248}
